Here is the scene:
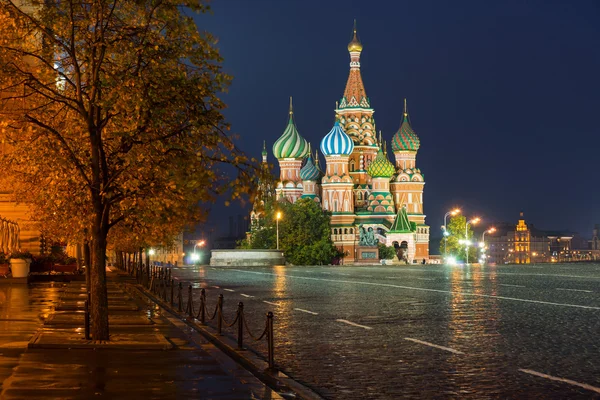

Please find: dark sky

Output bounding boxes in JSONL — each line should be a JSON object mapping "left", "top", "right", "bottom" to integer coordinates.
{"left": 193, "top": 0, "right": 600, "bottom": 238}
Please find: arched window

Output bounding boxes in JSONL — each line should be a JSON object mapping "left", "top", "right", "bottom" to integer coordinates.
{"left": 334, "top": 228, "right": 338, "bottom": 235}
{"left": 344, "top": 228, "right": 348, "bottom": 234}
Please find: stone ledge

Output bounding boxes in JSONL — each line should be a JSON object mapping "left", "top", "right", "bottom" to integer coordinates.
{"left": 28, "top": 330, "right": 172, "bottom": 350}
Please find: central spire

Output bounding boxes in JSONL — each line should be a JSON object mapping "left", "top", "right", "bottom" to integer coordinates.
{"left": 339, "top": 21, "right": 370, "bottom": 109}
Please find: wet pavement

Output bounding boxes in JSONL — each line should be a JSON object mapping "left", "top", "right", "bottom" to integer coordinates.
{"left": 171, "top": 263, "right": 600, "bottom": 399}
{"left": 0, "top": 270, "right": 282, "bottom": 399}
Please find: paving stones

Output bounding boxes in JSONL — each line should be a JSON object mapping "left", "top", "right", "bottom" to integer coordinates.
{"left": 29, "top": 330, "right": 172, "bottom": 350}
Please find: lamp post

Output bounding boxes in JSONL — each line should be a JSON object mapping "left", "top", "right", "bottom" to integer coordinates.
{"left": 465, "top": 217, "right": 480, "bottom": 264}
{"left": 443, "top": 208, "right": 461, "bottom": 262}
{"left": 276, "top": 211, "right": 282, "bottom": 250}
{"left": 192, "top": 240, "right": 205, "bottom": 264}
{"left": 479, "top": 227, "right": 496, "bottom": 265}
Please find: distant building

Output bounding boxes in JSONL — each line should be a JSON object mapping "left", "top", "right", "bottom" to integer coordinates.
{"left": 485, "top": 213, "right": 595, "bottom": 264}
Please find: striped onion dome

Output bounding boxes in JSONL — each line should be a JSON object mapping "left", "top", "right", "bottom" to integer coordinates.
{"left": 272, "top": 101, "right": 309, "bottom": 160}
{"left": 367, "top": 148, "right": 395, "bottom": 178}
{"left": 320, "top": 121, "right": 354, "bottom": 157}
{"left": 391, "top": 102, "right": 420, "bottom": 152}
{"left": 300, "top": 153, "right": 320, "bottom": 181}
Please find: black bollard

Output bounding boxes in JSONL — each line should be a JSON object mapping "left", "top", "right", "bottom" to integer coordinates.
{"left": 267, "top": 312, "right": 274, "bottom": 369}
{"left": 170, "top": 279, "right": 174, "bottom": 306}
{"left": 177, "top": 282, "right": 183, "bottom": 312}
{"left": 217, "top": 294, "right": 223, "bottom": 335}
{"left": 237, "top": 302, "right": 244, "bottom": 350}
{"left": 200, "top": 289, "right": 206, "bottom": 324}
{"left": 187, "top": 285, "right": 193, "bottom": 317}
{"left": 84, "top": 299, "right": 90, "bottom": 340}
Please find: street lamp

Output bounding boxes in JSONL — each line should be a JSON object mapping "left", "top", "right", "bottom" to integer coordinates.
{"left": 443, "top": 208, "right": 461, "bottom": 262}
{"left": 192, "top": 240, "right": 205, "bottom": 264}
{"left": 479, "top": 227, "right": 496, "bottom": 265}
{"left": 276, "top": 211, "right": 282, "bottom": 250}
{"left": 465, "top": 217, "right": 480, "bottom": 264}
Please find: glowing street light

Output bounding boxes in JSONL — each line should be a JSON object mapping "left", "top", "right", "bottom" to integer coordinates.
{"left": 192, "top": 240, "right": 206, "bottom": 264}
{"left": 480, "top": 227, "right": 496, "bottom": 248}
{"left": 276, "top": 211, "right": 282, "bottom": 250}
{"left": 479, "top": 227, "right": 496, "bottom": 265}
{"left": 465, "top": 217, "right": 480, "bottom": 265}
{"left": 443, "top": 208, "right": 461, "bottom": 262}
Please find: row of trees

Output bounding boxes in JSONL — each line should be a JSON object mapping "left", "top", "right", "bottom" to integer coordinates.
{"left": 0, "top": 0, "right": 252, "bottom": 339}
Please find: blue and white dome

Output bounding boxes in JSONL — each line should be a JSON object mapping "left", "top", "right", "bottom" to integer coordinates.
{"left": 300, "top": 153, "right": 321, "bottom": 181}
{"left": 320, "top": 122, "right": 354, "bottom": 157}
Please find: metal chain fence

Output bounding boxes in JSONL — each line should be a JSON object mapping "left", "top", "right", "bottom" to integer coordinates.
{"left": 121, "top": 258, "right": 275, "bottom": 369}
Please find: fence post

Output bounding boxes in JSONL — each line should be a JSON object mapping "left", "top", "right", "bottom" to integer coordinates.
{"left": 170, "top": 279, "right": 174, "bottom": 306}
{"left": 200, "top": 289, "right": 206, "bottom": 324}
{"left": 187, "top": 285, "right": 193, "bottom": 317}
{"left": 84, "top": 299, "right": 90, "bottom": 340}
{"left": 237, "top": 302, "right": 244, "bottom": 350}
{"left": 217, "top": 294, "right": 223, "bottom": 335}
{"left": 177, "top": 282, "right": 183, "bottom": 312}
{"left": 267, "top": 312, "right": 274, "bottom": 370}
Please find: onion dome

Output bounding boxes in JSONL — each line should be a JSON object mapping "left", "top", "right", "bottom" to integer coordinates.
{"left": 347, "top": 20, "right": 363, "bottom": 53}
{"left": 272, "top": 97, "right": 309, "bottom": 160}
{"left": 320, "top": 121, "right": 354, "bottom": 157}
{"left": 391, "top": 99, "right": 420, "bottom": 152}
{"left": 300, "top": 148, "right": 321, "bottom": 181}
{"left": 367, "top": 148, "right": 395, "bottom": 178}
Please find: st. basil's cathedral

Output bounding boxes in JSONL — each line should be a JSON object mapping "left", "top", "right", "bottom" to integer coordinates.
{"left": 257, "top": 24, "right": 430, "bottom": 263}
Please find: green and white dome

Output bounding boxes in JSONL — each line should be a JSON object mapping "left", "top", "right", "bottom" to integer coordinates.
{"left": 273, "top": 99, "right": 309, "bottom": 160}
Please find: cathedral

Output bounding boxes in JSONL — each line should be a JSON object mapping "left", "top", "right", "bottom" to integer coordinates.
{"left": 262, "top": 24, "right": 429, "bottom": 263}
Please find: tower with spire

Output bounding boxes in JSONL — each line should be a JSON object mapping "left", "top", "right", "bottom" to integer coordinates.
{"left": 272, "top": 97, "right": 309, "bottom": 203}
{"left": 261, "top": 23, "right": 429, "bottom": 263}
{"left": 390, "top": 99, "right": 428, "bottom": 260}
{"left": 335, "top": 21, "right": 378, "bottom": 191}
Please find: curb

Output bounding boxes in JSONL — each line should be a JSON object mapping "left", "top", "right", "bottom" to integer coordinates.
{"left": 129, "top": 284, "right": 324, "bottom": 400}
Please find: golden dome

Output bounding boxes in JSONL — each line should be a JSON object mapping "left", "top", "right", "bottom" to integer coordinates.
{"left": 347, "top": 21, "right": 363, "bottom": 52}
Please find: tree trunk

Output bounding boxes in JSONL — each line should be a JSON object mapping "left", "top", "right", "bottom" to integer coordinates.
{"left": 84, "top": 240, "right": 91, "bottom": 290}
{"left": 89, "top": 204, "right": 110, "bottom": 340}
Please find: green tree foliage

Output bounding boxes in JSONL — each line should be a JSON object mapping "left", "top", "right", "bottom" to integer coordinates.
{"left": 439, "top": 215, "right": 478, "bottom": 262}
{"left": 239, "top": 198, "right": 339, "bottom": 265}
{"left": 377, "top": 242, "right": 396, "bottom": 260}
{"left": 0, "top": 0, "right": 252, "bottom": 339}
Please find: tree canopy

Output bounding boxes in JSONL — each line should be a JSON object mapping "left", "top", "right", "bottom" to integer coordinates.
{"left": 0, "top": 0, "right": 252, "bottom": 339}
{"left": 239, "top": 198, "right": 339, "bottom": 265}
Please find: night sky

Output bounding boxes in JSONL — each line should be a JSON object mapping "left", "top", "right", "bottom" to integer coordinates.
{"left": 193, "top": 0, "right": 600, "bottom": 239}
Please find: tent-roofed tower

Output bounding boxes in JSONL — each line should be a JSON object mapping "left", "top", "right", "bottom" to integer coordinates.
{"left": 390, "top": 99, "right": 429, "bottom": 261}
{"left": 335, "top": 21, "right": 378, "bottom": 190}
{"left": 273, "top": 97, "right": 309, "bottom": 203}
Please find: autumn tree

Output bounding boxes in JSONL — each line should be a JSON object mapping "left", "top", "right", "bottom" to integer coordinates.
{"left": 0, "top": 0, "right": 252, "bottom": 339}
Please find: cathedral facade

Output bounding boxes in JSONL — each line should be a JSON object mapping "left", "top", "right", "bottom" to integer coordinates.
{"left": 267, "top": 25, "right": 429, "bottom": 263}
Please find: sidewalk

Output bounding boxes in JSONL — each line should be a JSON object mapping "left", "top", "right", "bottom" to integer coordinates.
{"left": 0, "top": 268, "right": 283, "bottom": 399}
